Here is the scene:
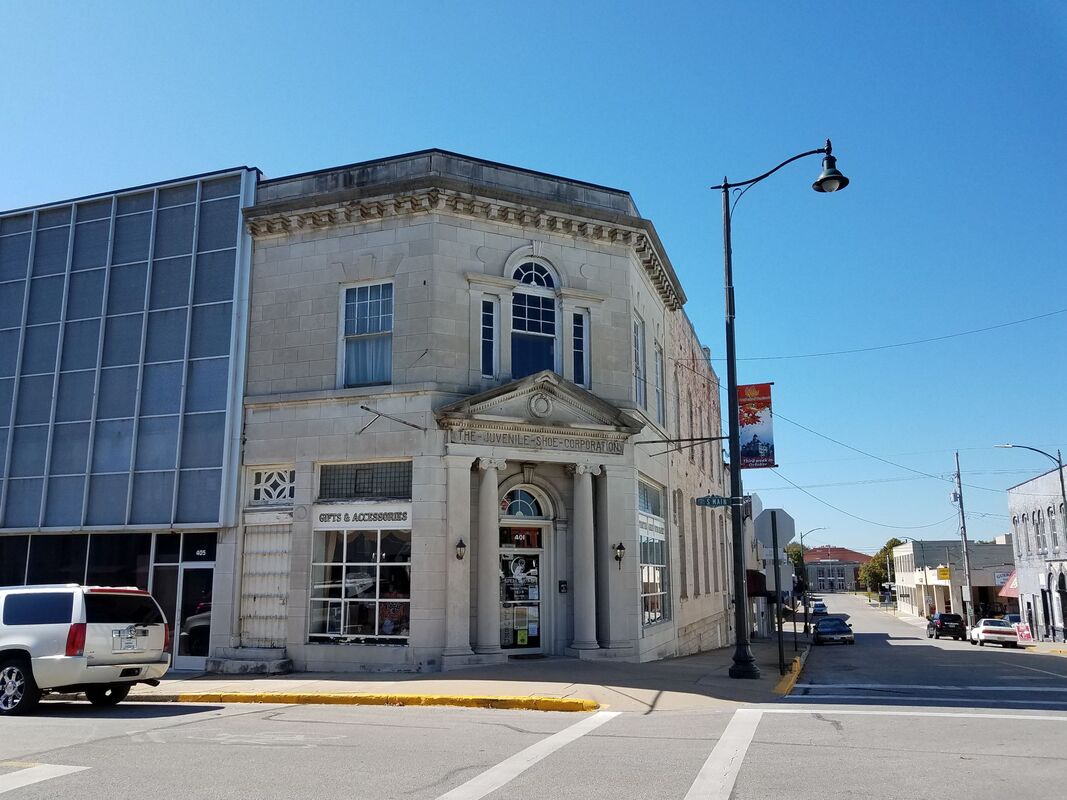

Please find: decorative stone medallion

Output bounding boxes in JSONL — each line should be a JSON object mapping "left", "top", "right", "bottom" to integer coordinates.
{"left": 528, "top": 392, "right": 553, "bottom": 419}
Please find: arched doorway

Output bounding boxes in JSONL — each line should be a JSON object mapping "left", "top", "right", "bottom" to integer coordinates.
{"left": 498, "top": 486, "right": 553, "bottom": 653}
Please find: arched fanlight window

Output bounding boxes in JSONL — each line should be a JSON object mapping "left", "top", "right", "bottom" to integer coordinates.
{"left": 500, "top": 488, "right": 544, "bottom": 518}
{"left": 513, "top": 262, "right": 555, "bottom": 288}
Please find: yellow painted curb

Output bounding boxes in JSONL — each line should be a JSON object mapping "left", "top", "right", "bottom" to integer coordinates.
{"left": 175, "top": 692, "right": 599, "bottom": 712}
{"left": 773, "top": 645, "right": 811, "bottom": 696}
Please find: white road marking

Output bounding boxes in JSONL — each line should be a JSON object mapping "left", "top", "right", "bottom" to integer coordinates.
{"left": 763, "top": 708, "right": 1067, "bottom": 722}
{"left": 683, "top": 708, "right": 763, "bottom": 800}
{"left": 435, "top": 711, "right": 620, "bottom": 800}
{"left": 781, "top": 694, "right": 1067, "bottom": 707}
{"left": 0, "top": 764, "right": 88, "bottom": 794}
{"left": 794, "top": 683, "right": 1067, "bottom": 692}
{"left": 1007, "top": 662, "right": 1067, "bottom": 679}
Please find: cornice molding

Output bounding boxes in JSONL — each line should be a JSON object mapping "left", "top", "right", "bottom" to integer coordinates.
{"left": 246, "top": 186, "right": 684, "bottom": 311}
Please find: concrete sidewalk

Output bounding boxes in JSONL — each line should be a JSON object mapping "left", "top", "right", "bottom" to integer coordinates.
{"left": 56, "top": 636, "right": 809, "bottom": 713}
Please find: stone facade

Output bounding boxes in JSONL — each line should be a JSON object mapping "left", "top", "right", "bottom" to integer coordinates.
{"left": 227, "top": 150, "right": 730, "bottom": 671}
{"left": 1007, "top": 467, "right": 1067, "bottom": 641}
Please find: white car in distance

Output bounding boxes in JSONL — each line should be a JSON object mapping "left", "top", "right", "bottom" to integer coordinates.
{"left": 968, "top": 617, "right": 1019, "bottom": 648}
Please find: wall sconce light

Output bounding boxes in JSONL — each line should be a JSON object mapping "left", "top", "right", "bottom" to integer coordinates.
{"left": 613, "top": 542, "right": 626, "bottom": 569}
{"left": 455, "top": 539, "right": 467, "bottom": 560}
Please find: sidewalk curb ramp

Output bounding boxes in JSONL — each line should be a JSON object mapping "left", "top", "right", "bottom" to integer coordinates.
{"left": 772, "top": 645, "right": 811, "bottom": 696}
{"left": 51, "top": 692, "right": 600, "bottom": 712}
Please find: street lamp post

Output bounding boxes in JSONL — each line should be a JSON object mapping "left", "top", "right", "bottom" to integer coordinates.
{"left": 713, "top": 142, "right": 848, "bottom": 679}
{"left": 996, "top": 443, "right": 1067, "bottom": 641}
{"left": 799, "top": 527, "right": 828, "bottom": 635}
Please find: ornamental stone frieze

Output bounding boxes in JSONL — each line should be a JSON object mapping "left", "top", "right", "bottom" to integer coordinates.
{"left": 244, "top": 186, "right": 683, "bottom": 311}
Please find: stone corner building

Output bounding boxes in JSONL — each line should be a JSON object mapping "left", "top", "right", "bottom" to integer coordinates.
{"left": 0, "top": 150, "right": 732, "bottom": 673}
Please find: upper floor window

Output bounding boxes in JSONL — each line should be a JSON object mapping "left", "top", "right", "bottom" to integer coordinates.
{"left": 1012, "top": 516, "right": 1021, "bottom": 556}
{"left": 481, "top": 297, "right": 498, "bottom": 378}
{"left": 572, "top": 310, "right": 589, "bottom": 387}
{"left": 319, "top": 461, "right": 412, "bottom": 500}
{"left": 343, "top": 282, "right": 392, "bottom": 387}
{"left": 501, "top": 488, "right": 544, "bottom": 518}
{"left": 1049, "top": 505, "right": 1059, "bottom": 549}
{"left": 654, "top": 344, "right": 665, "bottom": 425}
{"left": 687, "top": 391, "right": 695, "bottom": 463}
{"left": 511, "top": 263, "right": 557, "bottom": 379}
{"left": 1021, "top": 514, "right": 1032, "bottom": 554}
{"left": 633, "top": 317, "right": 646, "bottom": 407}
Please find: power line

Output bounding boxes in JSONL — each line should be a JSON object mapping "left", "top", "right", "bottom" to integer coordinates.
{"left": 768, "top": 469, "right": 960, "bottom": 533}
{"left": 694, "top": 307, "right": 1067, "bottom": 362}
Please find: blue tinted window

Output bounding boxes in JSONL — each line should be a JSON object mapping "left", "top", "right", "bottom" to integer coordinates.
{"left": 72, "top": 220, "right": 110, "bottom": 270}
{"left": 0, "top": 330, "right": 18, "bottom": 377}
{"left": 135, "top": 416, "right": 179, "bottom": 470}
{"left": 196, "top": 197, "right": 239, "bottom": 251}
{"left": 55, "top": 371, "right": 95, "bottom": 422}
{"left": 113, "top": 213, "right": 151, "bottom": 263}
{"left": 32, "top": 226, "right": 70, "bottom": 276}
{"left": 0, "top": 281, "right": 24, "bottom": 328}
{"left": 154, "top": 205, "right": 195, "bottom": 258}
{"left": 180, "top": 412, "right": 225, "bottom": 468}
{"left": 86, "top": 474, "right": 129, "bottom": 525}
{"left": 102, "top": 314, "right": 143, "bottom": 366}
{"left": 27, "top": 276, "right": 64, "bottom": 324}
{"left": 3, "top": 478, "right": 43, "bottom": 527}
{"left": 0, "top": 233, "right": 31, "bottom": 281}
{"left": 21, "top": 324, "right": 59, "bottom": 374}
{"left": 189, "top": 303, "right": 231, "bottom": 358}
{"left": 50, "top": 422, "right": 90, "bottom": 474}
{"left": 10, "top": 426, "right": 48, "bottom": 476}
{"left": 192, "top": 249, "right": 235, "bottom": 303}
{"left": 176, "top": 469, "right": 222, "bottom": 523}
{"left": 129, "top": 471, "right": 174, "bottom": 524}
{"left": 106, "top": 263, "right": 148, "bottom": 314}
{"left": 185, "top": 358, "right": 228, "bottom": 412}
{"left": 16, "top": 375, "right": 53, "bottom": 424}
{"left": 44, "top": 475, "right": 85, "bottom": 527}
{"left": 65, "top": 269, "right": 105, "bottom": 319}
{"left": 149, "top": 256, "right": 191, "bottom": 309}
{"left": 91, "top": 418, "right": 134, "bottom": 472}
{"left": 60, "top": 319, "right": 100, "bottom": 371}
{"left": 140, "top": 362, "right": 183, "bottom": 415}
{"left": 97, "top": 367, "right": 138, "bottom": 418}
{"left": 144, "top": 308, "right": 188, "bottom": 362}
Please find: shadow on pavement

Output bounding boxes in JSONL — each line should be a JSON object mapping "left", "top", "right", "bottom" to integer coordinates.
{"left": 35, "top": 702, "right": 224, "bottom": 718}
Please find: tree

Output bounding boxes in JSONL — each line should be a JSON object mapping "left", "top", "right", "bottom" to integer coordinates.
{"left": 784, "top": 542, "right": 808, "bottom": 581}
{"left": 858, "top": 537, "right": 903, "bottom": 591}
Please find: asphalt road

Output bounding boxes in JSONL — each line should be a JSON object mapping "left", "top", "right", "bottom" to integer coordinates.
{"left": 2, "top": 595, "right": 1066, "bottom": 800}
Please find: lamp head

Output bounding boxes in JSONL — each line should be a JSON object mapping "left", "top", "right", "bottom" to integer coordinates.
{"left": 994, "top": 444, "right": 1013, "bottom": 449}
{"left": 455, "top": 539, "right": 467, "bottom": 560}
{"left": 813, "top": 152, "right": 849, "bottom": 193}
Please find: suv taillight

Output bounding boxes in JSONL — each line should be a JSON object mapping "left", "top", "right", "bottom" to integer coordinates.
{"left": 65, "top": 623, "right": 86, "bottom": 657}
{"left": 163, "top": 624, "right": 171, "bottom": 653}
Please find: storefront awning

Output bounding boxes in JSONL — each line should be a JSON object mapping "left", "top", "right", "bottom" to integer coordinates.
{"left": 746, "top": 569, "right": 769, "bottom": 598}
{"left": 998, "top": 570, "right": 1019, "bottom": 599}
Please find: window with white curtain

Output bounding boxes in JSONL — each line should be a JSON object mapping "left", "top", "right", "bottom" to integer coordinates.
{"left": 343, "top": 282, "right": 393, "bottom": 387}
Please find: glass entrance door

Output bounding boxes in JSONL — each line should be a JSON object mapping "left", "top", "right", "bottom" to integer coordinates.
{"left": 175, "top": 566, "right": 213, "bottom": 668}
{"left": 500, "top": 552, "right": 540, "bottom": 650}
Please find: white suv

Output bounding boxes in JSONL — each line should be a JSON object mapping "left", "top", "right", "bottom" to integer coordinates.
{"left": 0, "top": 584, "right": 170, "bottom": 715}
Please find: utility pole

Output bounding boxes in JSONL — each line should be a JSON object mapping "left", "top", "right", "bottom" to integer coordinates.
{"left": 954, "top": 450, "right": 975, "bottom": 629}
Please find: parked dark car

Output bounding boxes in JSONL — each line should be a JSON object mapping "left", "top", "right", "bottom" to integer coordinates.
{"left": 813, "top": 618, "right": 855, "bottom": 645}
{"left": 926, "top": 612, "right": 965, "bottom": 640}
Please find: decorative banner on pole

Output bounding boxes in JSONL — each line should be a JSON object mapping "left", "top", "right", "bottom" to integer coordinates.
{"left": 738, "top": 383, "right": 775, "bottom": 469}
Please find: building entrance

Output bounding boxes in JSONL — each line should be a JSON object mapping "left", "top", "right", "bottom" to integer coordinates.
{"left": 500, "top": 547, "right": 541, "bottom": 650}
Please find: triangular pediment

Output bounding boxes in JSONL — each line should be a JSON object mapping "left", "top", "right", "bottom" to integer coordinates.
{"left": 436, "top": 371, "right": 644, "bottom": 436}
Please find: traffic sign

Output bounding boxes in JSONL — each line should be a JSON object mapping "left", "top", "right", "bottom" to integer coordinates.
{"left": 696, "top": 495, "right": 732, "bottom": 508}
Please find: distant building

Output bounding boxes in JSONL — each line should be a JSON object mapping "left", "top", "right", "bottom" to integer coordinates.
{"left": 804, "top": 545, "right": 871, "bottom": 592}
{"left": 891, "top": 538, "right": 1016, "bottom": 621}
{"left": 1007, "top": 467, "right": 1067, "bottom": 641}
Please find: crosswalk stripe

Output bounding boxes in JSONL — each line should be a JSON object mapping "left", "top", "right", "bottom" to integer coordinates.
{"left": 684, "top": 709, "right": 763, "bottom": 800}
{"left": 0, "top": 764, "right": 88, "bottom": 794}
{"left": 435, "top": 711, "right": 620, "bottom": 800}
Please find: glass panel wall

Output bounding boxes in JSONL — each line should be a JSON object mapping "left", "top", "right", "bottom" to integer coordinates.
{"left": 0, "top": 170, "right": 250, "bottom": 529}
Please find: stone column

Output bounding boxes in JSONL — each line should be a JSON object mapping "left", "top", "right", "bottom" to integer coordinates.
{"left": 443, "top": 455, "right": 475, "bottom": 658}
{"left": 475, "top": 458, "right": 506, "bottom": 654}
{"left": 570, "top": 463, "right": 601, "bottom": 650}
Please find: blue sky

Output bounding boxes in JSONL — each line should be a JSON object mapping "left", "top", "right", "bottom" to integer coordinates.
{"left": 3, "top": 2, "right": 1065, "bottom": 553}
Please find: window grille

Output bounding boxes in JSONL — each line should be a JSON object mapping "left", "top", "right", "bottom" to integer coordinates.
{"left": 512, "top": 262, "right": 555, "bottom": 288}
{"left": 319, "top": 462, "right": 412, "bottom": 500}
{"left": 250, "top": 469, "right": 296, "bottom": 505}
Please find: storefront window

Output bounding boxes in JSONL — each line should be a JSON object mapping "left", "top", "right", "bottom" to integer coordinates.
{"left": 639, "top": 480, "right": 668, "bottom": 626}
{"left": 310, "top": 528, "right": 411, "bottom": 644}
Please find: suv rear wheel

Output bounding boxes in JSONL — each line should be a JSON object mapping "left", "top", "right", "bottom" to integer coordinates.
{"left": 0, "top": 656, "right": 41, "bottom": 716}
{"left": 85, "top": 684, "right": 131, "bottom": 707}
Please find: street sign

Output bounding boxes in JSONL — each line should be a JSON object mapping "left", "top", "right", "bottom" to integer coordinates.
{"left": 936, "top": 567, "right": 950, "bottom": 580}
{"left": 696, "top": 495, "right": 732, "bottom": 508}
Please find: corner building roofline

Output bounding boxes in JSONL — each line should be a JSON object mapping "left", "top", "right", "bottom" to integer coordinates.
{"left": 248, "top": 149, "right": 686, "bottom": 310}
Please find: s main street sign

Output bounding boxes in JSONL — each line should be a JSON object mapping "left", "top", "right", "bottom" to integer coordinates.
{"left": 696, "top": 495, "right": 732, "bottom": 508}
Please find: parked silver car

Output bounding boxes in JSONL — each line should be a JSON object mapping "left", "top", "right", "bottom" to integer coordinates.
{"left": 0, "top": 584, "right": 170, "bottom": 715}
